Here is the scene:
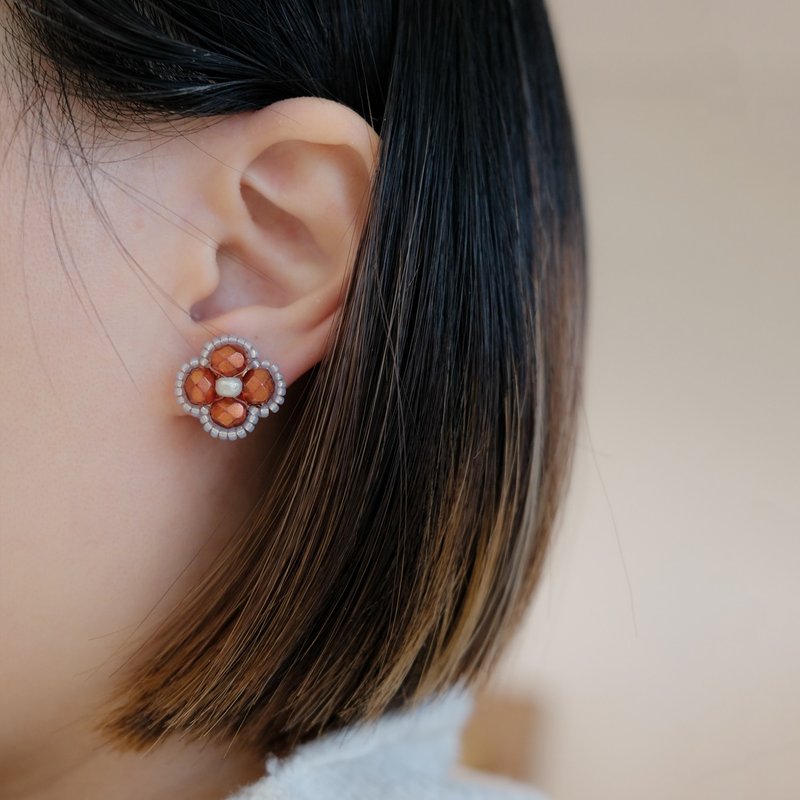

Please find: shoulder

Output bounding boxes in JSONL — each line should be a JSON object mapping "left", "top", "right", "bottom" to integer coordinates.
{"left": 226, "top": 690, "right": 548, "bottom": 800}
{"left": 230, "top": 767, "right": 546, "bottom": 800}
{"left": 446, "top": 766, "right": 547, "bottom": 799}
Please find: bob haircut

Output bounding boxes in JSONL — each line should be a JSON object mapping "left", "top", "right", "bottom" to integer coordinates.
{"left": 5, "top": 0, "right": 587, "bottom": 758}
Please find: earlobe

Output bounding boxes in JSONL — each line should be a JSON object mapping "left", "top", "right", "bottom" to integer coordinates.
{"left": 179, "top": 98, "right": 379, "bottom": 386}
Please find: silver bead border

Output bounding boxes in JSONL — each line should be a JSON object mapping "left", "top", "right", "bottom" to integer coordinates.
{"left": 174, "top": 335, "right": 286, "bottom": 440}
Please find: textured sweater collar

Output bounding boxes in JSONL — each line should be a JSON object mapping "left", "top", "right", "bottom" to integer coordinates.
{"left": 226, "top": 689, "right": 474, "bottom": 799}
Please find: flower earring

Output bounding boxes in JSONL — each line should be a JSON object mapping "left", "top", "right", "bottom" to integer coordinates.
{"left": 175, "top": 335, "right": 286, "bottom": 440}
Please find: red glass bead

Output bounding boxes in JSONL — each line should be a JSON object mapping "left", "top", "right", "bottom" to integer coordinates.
{"left": 210, "top": 344, "right": 247, "bottom": 377}
{"left": 241, "top": 368, "right": 275, "bottom": 405}
{"left": 210, "top": 397, "right": 248, "bottom": 428}
{"left": 184, "top": 367, "right": 216, "bottom": 405}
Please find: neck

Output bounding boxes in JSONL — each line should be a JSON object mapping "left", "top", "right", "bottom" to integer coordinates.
{"left": 3, "top": 725, "right": 266, "bottom": 800}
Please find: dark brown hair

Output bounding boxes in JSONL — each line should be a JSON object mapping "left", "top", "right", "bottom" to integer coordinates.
{"left": 6, "top": 0, "right": 587, "bottom": 758}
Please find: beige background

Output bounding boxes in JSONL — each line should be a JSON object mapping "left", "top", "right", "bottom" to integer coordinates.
{"left": 465, "top": 2, "right": 800, "bottom": 799}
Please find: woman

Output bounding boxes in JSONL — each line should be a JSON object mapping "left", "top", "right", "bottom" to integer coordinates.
{"left": 0, "top": 1, "right": 586, "bottom": 798}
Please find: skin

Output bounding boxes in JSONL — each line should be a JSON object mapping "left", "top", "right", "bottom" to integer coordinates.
{"left": 0, "top": 37, "right": 379, "bottom": 800}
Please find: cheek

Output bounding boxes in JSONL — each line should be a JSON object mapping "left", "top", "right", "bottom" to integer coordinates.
{"left": 0, "top": 139, "right": 259, "bottom": 756}
{"left": 0, "top": 190, "right": 172, "bottom": 752}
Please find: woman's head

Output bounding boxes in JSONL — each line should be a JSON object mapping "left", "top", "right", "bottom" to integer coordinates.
{"left": 0, "top": 0, "right": 585, "bottom": 768}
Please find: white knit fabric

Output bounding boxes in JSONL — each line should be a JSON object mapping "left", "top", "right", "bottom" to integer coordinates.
{"left": 225, "top": 691, "right": 546, "bottom": 800}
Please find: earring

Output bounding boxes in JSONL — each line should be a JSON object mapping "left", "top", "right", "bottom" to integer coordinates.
{"left": 175, "top": 335, "right": 286, "bottom": 440}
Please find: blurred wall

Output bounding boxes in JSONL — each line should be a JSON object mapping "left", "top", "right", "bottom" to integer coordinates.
{"left": 464, "top": 2, "right": 800, "bottom": 799}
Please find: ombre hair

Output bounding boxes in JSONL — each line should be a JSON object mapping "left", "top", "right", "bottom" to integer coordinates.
{"left": 6, "top": 0, "right": 587, "bottom": 758}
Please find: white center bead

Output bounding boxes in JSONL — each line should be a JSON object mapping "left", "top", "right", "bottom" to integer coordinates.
{"left": 215, "top": 376, "right": 242, "bottom": 397}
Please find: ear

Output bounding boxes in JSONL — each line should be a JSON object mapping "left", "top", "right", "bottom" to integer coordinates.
{"left": 171, "top": 97, "right": 379, "bottom": 386}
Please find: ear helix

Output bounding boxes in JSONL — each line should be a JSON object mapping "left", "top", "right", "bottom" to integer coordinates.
{"left": 175, "top": 335, "right": 286, "bottom": 440}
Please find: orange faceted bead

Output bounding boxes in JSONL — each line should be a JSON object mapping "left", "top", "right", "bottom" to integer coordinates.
{"left": 210, "top": 344, "right": 247, "bottom": 377}
{"left": 241, "top": 368, "right": 275, "bottom": 405}
{"left": 184, "top": 367, "right": 216, "bottom": 405}
{"left": 210, "top": 397, "right": 247, "bottom": 429}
